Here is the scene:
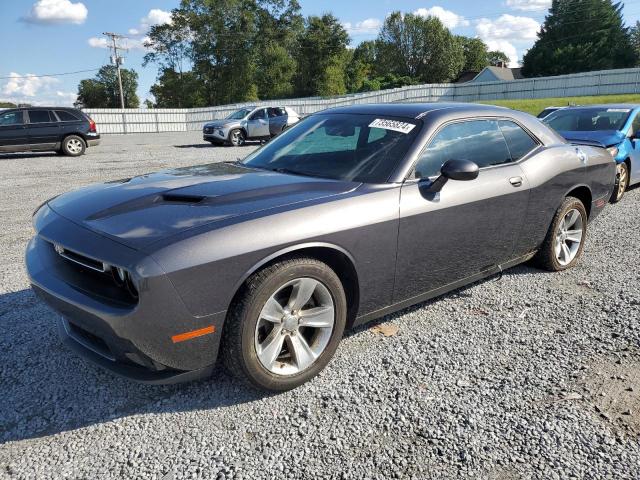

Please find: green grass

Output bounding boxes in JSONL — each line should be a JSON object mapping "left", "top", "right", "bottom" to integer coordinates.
{"left": 478, "top": 94, "right": 640, "bottom": 115}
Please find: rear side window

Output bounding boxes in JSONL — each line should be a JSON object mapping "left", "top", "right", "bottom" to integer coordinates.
{"left": 0, "top": 110, "right": 24, "bottom": 125}
{"left": 28, "top": 110, "right": 52, "bottom": 123}
{"left": 498, "top": 120, "right": 538, "bottom": 161}
{"left": 415, "top": 120, "right": 512, "bottom": 178}
{"left": 55, "top": 110, "right": 80, "bottom": 122}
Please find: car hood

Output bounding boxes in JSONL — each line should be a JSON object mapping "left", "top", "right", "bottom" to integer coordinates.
{"left": 203, "top": 119, "right": 242, "bottom": 129}
{"left": 48, "top": 162, "right": 359, "bottom": 250}
{"left": 557, "top": 130, "right": 625, "bottom": 148}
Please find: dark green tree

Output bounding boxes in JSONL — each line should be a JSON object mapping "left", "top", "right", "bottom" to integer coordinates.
{"left": 75, "top": 66, "right": 139, "bottom": 108}
{"left": 295, "top": 14, "right": 350, "bottom": 97}
{"left": 459, "top": 37, "right": 489, "bottom": 72}
{"left": 630, "top": 20, "right": 640, "bottom": 64}
{"left": 522, "top": 0, "right": 637, "bottom": 76}
{"left": 376, "top": 12, "right": 464, "bottom": 83}
{"left": 150, "top": 69, "right": 206, "bottom": 108}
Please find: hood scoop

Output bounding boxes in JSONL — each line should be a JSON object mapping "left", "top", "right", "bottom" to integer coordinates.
{"left": 161, "top": 193, "right": 206, "bottom": 204}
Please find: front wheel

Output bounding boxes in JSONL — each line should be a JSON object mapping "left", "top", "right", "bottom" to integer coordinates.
{"left": 222, "top": 257, "right": 347, "bottom": 391}
{"left": 533, "top": 196, "right": 587, "bottom": 272}
{"left": 228, "top": 129, "right": 245, "bottom": 147}
{"left": 61, "top": 135, "right": 86, "bottom": 157}
{"left": 610, "top": 162, "right": 629, "bottom": 203}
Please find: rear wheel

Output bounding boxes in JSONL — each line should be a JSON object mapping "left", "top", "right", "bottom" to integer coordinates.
{"left": 610, "top": 161, "right": 629, "bottom": 203}
{"left": 533, "top": 196, "right": 587, "bottom": 272}
{"left": 222, "top": 257, "right": 347, "bottom": 391}
{"left": 61, "top": 135, "right": 85, "bottom": 157}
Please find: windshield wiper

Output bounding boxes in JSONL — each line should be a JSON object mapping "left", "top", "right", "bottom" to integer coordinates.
{"left": 271, "top": 167, "right": 327, "bottom": 179}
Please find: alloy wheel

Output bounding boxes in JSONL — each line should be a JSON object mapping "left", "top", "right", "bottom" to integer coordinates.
{"left": 254, "top": 277, "right": 335, "bottom": 376}
{"left": 554, "top": 208, "right": 584, "bottom": 266}
{"left": 66, "top": 138, "right": 83, "bottom": 155}
{"left": 616, "top": 163, "right": 628, "bottom": 200}
{"left": 231, "top": 130, "right": 245, "bottom": 146}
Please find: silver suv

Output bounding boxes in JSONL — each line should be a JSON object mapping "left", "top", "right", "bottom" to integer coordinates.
{"left": 203, "top": 106, "right": 301, "bottom": 146}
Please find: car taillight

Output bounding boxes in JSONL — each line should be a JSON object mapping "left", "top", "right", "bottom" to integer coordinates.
{"left": 89, "top": 118, "right": 97, "bottom": 133}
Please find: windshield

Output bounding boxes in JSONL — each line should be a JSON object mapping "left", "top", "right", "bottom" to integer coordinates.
{"left": 544, "top": 107, "right": 631, "bottom": 132}
{"left": 242, "top": 113, "right": 421, "bottom": 183}
{"left": 226, "top": 108, "right": 253, "bottom": 120}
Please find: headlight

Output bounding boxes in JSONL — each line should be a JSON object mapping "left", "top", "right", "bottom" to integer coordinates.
{"left": 607, "top": 146, "right": 619, "bottom": 158}
{"left": 111, "top": 266, "right": 138, "bottom": 299}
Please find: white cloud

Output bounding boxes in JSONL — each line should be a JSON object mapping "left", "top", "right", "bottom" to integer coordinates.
{"left": 23, "top": 0, "right": 87, "bottom": 25}
{"left": 140, "top": 9, "right": 173, "bottom": 31}
{"left": 475, "top": 15, "right": 539, "bottom": 67}
{"left": 343, "top": 18, "right": 382, "bottom": 35}
{"left": 413, "top": 7, "right": 469, "bottom": 29}
{"left": 476, "top": 14, "right": 540, "bottom": 42}
{"left": 128, "top": 28, "right": 140, "bottom": 36}
{"left": 87, "top": 37, "right": 108, "bottom": 48}
{"left": 2, "top": 73, "right": 59, "bottom": 98}
{"left": 505, "top": 0, "right": 551, "bottom": 12}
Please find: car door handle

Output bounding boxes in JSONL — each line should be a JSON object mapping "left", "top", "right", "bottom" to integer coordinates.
{"left": 509, "top": 176, "right": 523, "bottom": 187}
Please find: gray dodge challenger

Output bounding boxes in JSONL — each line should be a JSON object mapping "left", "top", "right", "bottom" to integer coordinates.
{"left": 27, "top": 103, "right": 616, "bottom": 391}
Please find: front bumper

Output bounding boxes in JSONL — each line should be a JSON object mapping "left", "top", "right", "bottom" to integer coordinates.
{"left": 203, "top": 127, "right": 228, "bottom": 143}
{"left": 26, "top": 207, "right": 226, "bottom": 384}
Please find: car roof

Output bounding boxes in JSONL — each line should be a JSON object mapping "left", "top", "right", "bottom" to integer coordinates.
{"left": 561, "top": 104, "right": 640, "bottom": 110}
{"left": 12, "top": 106, "right": 80, "bottom": 111}
{"left": 320, "top": 102, "right": 509, "bottom": 120}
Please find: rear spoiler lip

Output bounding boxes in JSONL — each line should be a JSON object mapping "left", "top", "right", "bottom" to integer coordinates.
{"left": 564, "top": 138, "right": 607, "bottom": 148}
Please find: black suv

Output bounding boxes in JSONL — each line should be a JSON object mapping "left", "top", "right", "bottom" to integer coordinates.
{"left": 0, "top": 107, "right": 100, "bottom": 157}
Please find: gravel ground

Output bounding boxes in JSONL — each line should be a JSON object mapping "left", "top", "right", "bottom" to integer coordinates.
{"left": 1, "top": 132, "right": 639, "bottom": 479}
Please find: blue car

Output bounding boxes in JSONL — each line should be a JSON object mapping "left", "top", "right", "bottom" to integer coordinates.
{"left": 544, "top": 104, "right": 640, "bottom": 202}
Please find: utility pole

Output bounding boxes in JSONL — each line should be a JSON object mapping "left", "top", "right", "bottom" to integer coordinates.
{"left": 103, "top": 32, "right": 126, "bottom": 109}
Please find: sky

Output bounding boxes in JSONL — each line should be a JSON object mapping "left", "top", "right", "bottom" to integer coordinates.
{"left": 1, "top": 0, "right": 639, "bottom": 107}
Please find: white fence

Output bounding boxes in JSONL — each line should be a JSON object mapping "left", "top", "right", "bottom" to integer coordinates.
{"left": 85, "top": 67, "right": 640, "bottom": 134}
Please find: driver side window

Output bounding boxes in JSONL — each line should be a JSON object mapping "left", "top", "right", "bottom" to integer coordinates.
{"left": 250, "top": 109, "right": 267, "bottom": 121}
{"left": 415, "top": 120, "right": 512, "bottom": 179}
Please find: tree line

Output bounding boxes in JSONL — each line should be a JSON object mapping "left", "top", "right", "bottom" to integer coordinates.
{"left": 75, "top": 0, "right": 640, "bottom": 109}
{"left": 76, "top": 0, "right": 509, "bottom": 108}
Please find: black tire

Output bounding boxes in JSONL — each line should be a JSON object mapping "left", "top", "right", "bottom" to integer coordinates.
{"left": 222, "top": 256, "right": 347, "bottom": 391}
{"left": 532, "top": 196, "right": 588, "bottom": 272}
{"left": 61, "top": 135, "right": 86, "bottom": 157}
{"left": 610, "top": 161, "right": 629, "bottom": 203}
{"left": 228, "top": 129, "right": 245, "bottom": 147}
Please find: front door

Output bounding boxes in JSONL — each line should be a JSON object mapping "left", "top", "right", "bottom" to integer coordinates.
{"left": 394, "top": 119, "right": 532, "bottom": 302}
{"left": 0, "top": 110, "right": 27, "bottom": 151}
{"left": 26, "top": 110, "right": 60, "bottom": 149}
{"left": 247, "top": 108, "right": 269, "bottom": 139}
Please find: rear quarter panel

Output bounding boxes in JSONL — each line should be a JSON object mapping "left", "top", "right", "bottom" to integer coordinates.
{"left": 514, "top": 144, "right": 615, "bottom": 254}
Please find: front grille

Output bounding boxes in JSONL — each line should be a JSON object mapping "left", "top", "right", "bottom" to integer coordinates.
{"left": 204, "top": 127, "right": 213, "bottom": 134}
{"left": 53, "top": 244, "right": 107, "bottom": 272}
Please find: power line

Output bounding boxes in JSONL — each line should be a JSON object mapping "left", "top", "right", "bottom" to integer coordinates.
{"left": 0, "top": 68, "right": 100, "bottom": 80}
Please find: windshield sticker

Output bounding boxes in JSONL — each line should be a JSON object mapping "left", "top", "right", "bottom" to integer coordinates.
{"left": 606, "top": 108, "right": 631, "bottom": 113}
{"left": 369, "top": 118, "right": 416, "bottom": 134}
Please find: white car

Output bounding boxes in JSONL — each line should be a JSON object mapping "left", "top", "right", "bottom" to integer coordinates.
{"left": 203, "top": 106, "right": 301, "bottom": 146}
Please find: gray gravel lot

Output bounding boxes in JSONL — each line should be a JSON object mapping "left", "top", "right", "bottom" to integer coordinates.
{"left": 1, "top": 132, "right": 639, "bottom": 479}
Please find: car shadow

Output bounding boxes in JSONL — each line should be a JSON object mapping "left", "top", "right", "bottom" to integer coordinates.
{"left": 0, "top": 288, "right": 272, "bottom": 444}
{"left": 0, "top": 152, "right": 58, "bottom": 160}
{"left": 0, "top": 263, "right": 546, "bottom": 443}
{"left": 174, "top": 143, "right": 260, "bottom": 149}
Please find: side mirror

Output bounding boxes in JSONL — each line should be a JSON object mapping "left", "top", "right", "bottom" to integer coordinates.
{"left": 424, "top": 159, "right": 479, "bottom": 193}
{"left": 441, "top": 159, "right": 479, "bottom": 181}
